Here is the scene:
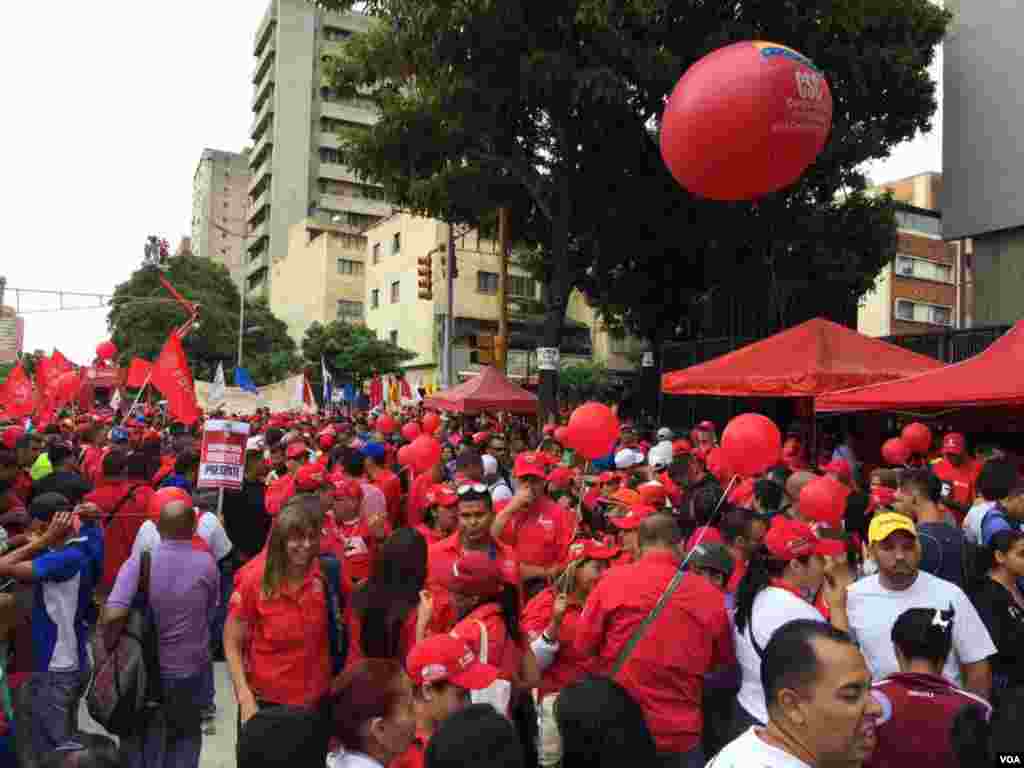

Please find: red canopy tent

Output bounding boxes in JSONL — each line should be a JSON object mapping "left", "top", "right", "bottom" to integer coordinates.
{"left": 661, "top": 318, "right": 943, "bottom": 397}
{"left": 422, "top": 366, "right": 539, "bottom": 414}
{"left": 816, "top": 321, "right": 1024, "bottom": 413}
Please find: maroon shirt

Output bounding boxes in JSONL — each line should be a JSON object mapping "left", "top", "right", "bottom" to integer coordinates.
{"left": 866, "top": 672, "right": 991, "bottom": 768}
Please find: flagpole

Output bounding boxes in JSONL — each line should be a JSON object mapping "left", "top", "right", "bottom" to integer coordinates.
{"left": 121, "top": 373, "right": 152, "bottom": 426}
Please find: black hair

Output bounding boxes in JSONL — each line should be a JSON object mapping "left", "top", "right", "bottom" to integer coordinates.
{"left": 455, "top": 448, "right": 482, "bottom": 470}
{"left": 754, "top": 478, "right": 784, "bottom": 511}
{"left": 264, "top": 427, "right": 284, "bottom": 448}
{"left": 977, "top": 458, "right": 1017, "bottom": 501}
{"left": 891, "top": 606, "right": 955, "bottom": 669}
{"left": 720, "top": 505, "right": 755, "bottom": 546}
{"left": 456, "top": 488, "right": 492, "bottom": 508}
{"left": 174, "top": 450, "right": 199, "bottom": 475}
{"left": 0, "top": 449, "right": 16, "bottom": 468}
{"left": 48, "top": 442, "right": 74, "bottom": 466}
{"left": 555, "top": 676, "right": 658, "bottom": 768}
{"left": 972, "top": 529, "right": 1024, "bottom": 587}
{"left": 734, "top": 546, "right": 810, "bottom": 634}
{"left": 843, "top": 492, "right": 871, "bottom": 545}
{"left": 425, "top": 704, "right": 524, "bottom": 768}
{"left": 476, "top": 584, "right": 522, "bottom": 645}
{"left": 344, "top": 450, "right": 366, "bottom": 478}
{"left": 121, "top": 450, "right": 151, "bottom": 479}
{"left": 762, "top": 620, "right": 856, "bottom": 713}
{"left": 766, "top": 464, "right": 792, "bottom": 488}
{"left": 352, "top": 528, "right": 428, "bottom": 659}
{"left": 951, "top": 688, "right": 1024, "bottom": 767}
{"left": 690, "top": 484, "right": 723, "bottom": 527}
{"left": 901, "top": 469, "right": 942, "bottom": 503}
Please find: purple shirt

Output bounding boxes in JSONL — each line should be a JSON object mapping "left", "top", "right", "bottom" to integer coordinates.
{"left": 360, "top": 480, "right": 387, "bottom": 522}
{"left": 108, "top": 540, "right": 219, "bottom": 678}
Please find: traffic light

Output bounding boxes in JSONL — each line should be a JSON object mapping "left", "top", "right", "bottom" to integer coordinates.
{"left": 470, "top": 333, "right": 495, "bottom": 365}
{"left": 417, "top": 253, "right": 433, "bottom": 300}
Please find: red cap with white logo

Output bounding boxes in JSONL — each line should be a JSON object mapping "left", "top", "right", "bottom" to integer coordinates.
{"left": 406, "top": 634, "right": 499, "bottom": 690}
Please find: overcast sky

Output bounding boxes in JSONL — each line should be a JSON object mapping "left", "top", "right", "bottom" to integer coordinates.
{"left": 1, "top": 1, "right": 942, "bottom": 365}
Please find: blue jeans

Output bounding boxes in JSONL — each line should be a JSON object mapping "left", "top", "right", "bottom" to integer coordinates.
{"left": 26, "top": 668, "right": 87, "bottom": 756}
{"left": 199, "top": 660, "right": 215, "bottom": 714}
{"left": 125, "top": 674, "right": 203, "bottom": 768}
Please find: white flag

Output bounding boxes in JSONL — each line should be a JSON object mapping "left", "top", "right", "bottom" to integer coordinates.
{"left": 109, "top": 389, "right": 122, "bottom": 413}
{"left": 210, "top": 362, "right": 226, "bottom": 407}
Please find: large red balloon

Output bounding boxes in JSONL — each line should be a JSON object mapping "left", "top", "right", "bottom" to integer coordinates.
{"left": 901, "top": 422, "right": 932, "bottom": 455}
{"left": 881, "top": 438, "right": 911, "bottom": 467}
{"left": 96, "top": 340, "right": 117, "bottom": 361}
{"left": 661, "top": 41, "right": 833, "bottom": 201}
{"left": 567, "top": 402, "right": 619, "bottom": 460}
{"left": 409, "top": 435, "right": 442, "bottom": 474}
{"left": 397, "top": 445, "right": 413, "bottom": 467}
{"left": 720, "top": 413, "right": 782, "bottom": 477}
{"left": 376, "top": 414, "right": 397, "bottom": 434}
{"left": 148, "top": 487, "right": 192, "bottom": 520}
{"left": 422, "top": 412, "right": 441, "bottom": 435}
{"left": 553, "top": 426, "right": 570, "bottom": 445}
{"left": 401, "top": 421, "right": 421, "bottom": 442}
{"left": 800, "top": 476, "right": 848, "bottom": 528}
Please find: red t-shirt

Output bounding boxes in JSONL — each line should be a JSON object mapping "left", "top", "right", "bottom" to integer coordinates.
{"left": 414, "top": 523, "right": 448, "bottom": 546}
{"left": 335, "top": 514, "right": 391, "bottom": 584}
{"left": 574, "top": 550, "right": 735, "bottom": 753}
{"left": 452, "top": 602, "right": 522, "bottom": 684}
{"left": 427, "top": 532, "right": 519, "bottom": 589}
{"left": 521, "top": 587, "right": 593, "bottom": 698}
{"left": 931, "top": 458, "right": 981, "bottom": 524}
{"left": 497, "top": 496, "right": 576, "bottom": 569}
{"left": 373, "top": 468, "right": 403, "bottom": 528}
{"left": 87, "top": 480, "right": 153, "bottom": 592}
{"left": 406, "top": 473, "right": 434, "bottom": 528}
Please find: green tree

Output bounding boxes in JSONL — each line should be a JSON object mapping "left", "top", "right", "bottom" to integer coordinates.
{"left": 301, "top": 320, "right": 416, "bottom": 397}
{"left": 107, "top": 255, "right": 301, "bottom": 385}
{"left": 317, "top": 0, "right": 948, "bottom": 416}
{"left": 559, "top": 361, "right": 612, "bottom": 406}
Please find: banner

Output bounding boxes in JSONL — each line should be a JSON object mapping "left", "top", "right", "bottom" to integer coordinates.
{"left": 150, "top": 333, "right": 200, "bottom": 425}
{"left": 0, "top": 363, "right": 35, "bottom": 418}
{"left": 194, "top": 373, "right": 316, "bottom": 415}
{"left": 209, "top": 362, "right": 226, "bottom": 408}
{"left": 197, "top": 419, "right": 250, "bottom": 491}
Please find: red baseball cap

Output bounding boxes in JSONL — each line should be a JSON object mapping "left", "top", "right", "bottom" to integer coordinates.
{"left": 406, "top": 634, "right": 499, "bottom": 691}
{"left": 426, "top": 484, "right": 458, "bottom": 507}
{"left": 870, "top": 486, "right": 898, "bottom": 509}
{"left": 638, "top": 482, "right": 668, "bottom": 507}
{"left": 597, "top": 471, "right": 618, "bottom": 484}
{"left": 942, "top": 432, "right": 966, "bottom": 455}
{"left": 820, "top": 458, "right": 852, "bottom": 480}
{"left": 333, "top": 478, "right": 364, "bottom": 500}
{"left": 763, "top": 517, "right": 830, "bottom": 560}
{"left": 318, "top": 433, "right": 335, "bottom": 451}
{"left": 685, "top": 525, "right": 724, "bottom": 552}
{"left": 441, "top": 551, "right": 504, "bottom": 596}
{"left": 610, "top": 503, "right": 657, "bottom": 531}
{"left": 547, "top": 467, "right": 576, "bottom": 491}
{"left": 513, "top": 452, "right": 548, "bottom": 480}
{"left": 672, "top": 438, "right": 693, "bottom": 456}
{"left": 566, "top": 538, "right": 621, "bottom": 562}
{"left": 286, "top": 442, "right": 308, "bottom": 460}
{"left": 472, "top": 431, "right": 490, "bottom": 445}
{"left": 294, "top": 464, "right": 328, "bottom": 492}
{"left": 1, "top": 427, "right": 24, "bottom": 450}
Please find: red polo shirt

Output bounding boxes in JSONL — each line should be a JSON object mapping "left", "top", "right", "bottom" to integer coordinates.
{"left": 427, "top": 532, "right": 519, "bottom": 588}
{"left": 574, "top": 550, "right": 735, "bottom": 753}
{"left": 392, "top": 730, "right": 430, "bottom": 768}
{"left": 452, "top": 602, "right": 521, "bottom": 683}
{"left": 521, "top": 587, "right": 593, "bottom": 698}
{"left": 497, "top": 495, "right": 576, "bottom": 570}
{"left": 931, "top": 458, "right": 981, "bottom": 525}
{"left": 335, "top": 514, "right": 391, "bottom": 584}
{"left": 373, "top": 468, "right": 403, "bottom": 527}
{"left": 228, "top": 559, "right": 332, "bottom": 708}
{"left": 414, "top": 522, "right": 448, "bottom": 546}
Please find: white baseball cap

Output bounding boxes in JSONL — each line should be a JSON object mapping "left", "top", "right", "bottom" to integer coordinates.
{"left": 648, "top": 443, "right": 673, "bottom": 471}
{"left": 656, "top": 427, "right": 673, "bottom": 441}
{"left": 481, "top": 454, "right": 498, "bottom": 478}
{"left": 614, "top": 448, "right": 645, "bottom": 470}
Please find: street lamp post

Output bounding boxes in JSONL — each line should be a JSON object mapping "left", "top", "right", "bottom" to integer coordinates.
{"left": 212, "top": 221, "right": 250, "bottom": 368}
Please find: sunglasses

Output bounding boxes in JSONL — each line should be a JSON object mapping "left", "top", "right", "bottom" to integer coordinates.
{"left": 456, "top": 483, "right": 489, "bottom": 496}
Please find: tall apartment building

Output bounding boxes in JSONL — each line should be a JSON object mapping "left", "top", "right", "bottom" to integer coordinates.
{"left": 858, "top": 173, "right": 971, "bottom": 337}
{"left": 247, "top": 0, "right": 390, "bottom": 301}
{"left": 191, "top": 149, "right": 251, "bottom": 287}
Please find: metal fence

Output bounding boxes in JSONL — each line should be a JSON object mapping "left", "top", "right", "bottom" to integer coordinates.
{"left": 881, "top": 324, "right": 1011, "bottom": 363}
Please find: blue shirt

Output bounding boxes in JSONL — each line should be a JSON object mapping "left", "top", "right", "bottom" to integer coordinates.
{"left": 31, "top": 532, "right": 103, "bottom": 673}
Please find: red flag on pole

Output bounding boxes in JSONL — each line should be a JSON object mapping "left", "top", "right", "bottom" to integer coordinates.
{"left": 126, "top": 357, "right": 153, "bottom": 389}
{"left": 370, "top": 375, "right": 383, "bottom": 407}
{"left": 35, "top": 350, "right": 74, "bottom": 425}
{"left": 0, "top": 363, "right": 36, "bottom": 418}
{"left": 150, "top": 333, "right": 200, "bottom": 425}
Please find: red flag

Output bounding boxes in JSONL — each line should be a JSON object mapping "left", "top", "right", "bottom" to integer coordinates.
{"left": 0, "top": 364, "right": 36, "bottom": 418}
{"left": 126, "top": 357, "right": 153, "bottom": 388}
{"left": 150, "top": 333, "right": 200, "bottom": 425}
{"left": 35, "top": 350, "right": 74, "bottom": 424}
{"left": 370, "top": 375, "right": 383, "bottom": 407}
{"left": 400, "top": 377, "right": 412, "bottom": 399}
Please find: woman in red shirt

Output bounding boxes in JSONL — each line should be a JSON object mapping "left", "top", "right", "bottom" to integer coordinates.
{"left": 521, "top": 539, "right": 619, "bottom": 767}
{"left": 333, "top": 477, "right": 390, "bottom": 586}
{"left": 414, "top": 485, "right": 459, "bottom": 545}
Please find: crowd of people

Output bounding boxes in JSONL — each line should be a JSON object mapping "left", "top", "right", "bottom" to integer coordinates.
{"left": 0, "top": 404, "right": 1022, "bottom": 768}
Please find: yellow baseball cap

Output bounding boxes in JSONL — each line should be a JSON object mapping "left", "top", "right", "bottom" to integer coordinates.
{"left": 868, "top": 512, "right": 917, "bottom": 545}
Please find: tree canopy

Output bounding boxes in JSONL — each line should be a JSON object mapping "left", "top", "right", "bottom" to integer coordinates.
{"left": 301, "top": 320, "right": 416, "bottom": 393}
{"left": 107, "top": 255, "right": 301, "bottom": 385}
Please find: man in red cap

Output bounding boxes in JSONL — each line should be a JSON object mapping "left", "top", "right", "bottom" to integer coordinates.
{"left": 415, "top": 484, "right": 459, "bottom": 545}
{"left": 608, "top": 503, "right": 656, "bottom": 565}
{"left": 492, "top": 453, "right": 577, "bottom": 600}
{"left": 575, "top": 511, "right": 734, "bottom": 765}
{"left": 930, "top": 432, "right": 980, "bottom": 526}
{"left": 331, "top": 477, "right": 388, "bottom": 584}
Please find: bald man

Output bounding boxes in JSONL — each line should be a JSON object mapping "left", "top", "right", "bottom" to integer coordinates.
{"left": 103, "top": 498, "right": 218, "bottom": 768}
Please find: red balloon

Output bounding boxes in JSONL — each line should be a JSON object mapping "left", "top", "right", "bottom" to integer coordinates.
{"left": 409, "top": 435, "right": 442, "bottom": 474}
{"left": 376, "top": 414, "right": 397, "bottom": 434}
{"left": 148, "top": 487, "right": 192, "bottom": 520}
{"left": 96, "top": 340, "right": 117, "bottom": 361}
{"left": 901, "top": 422, "right": 932, "bottom": 455}
{"left": 881, "top": 438, "right": 911, "bottom": 467}
{"left": 401, "top": 421, "right": 422, "bottom": 442}
{"left": 397, "top": 445, "right": 412, "bottom": 467}
{"left": 553, "top": 426, "right": 570, "bottom": 445}
{"left": 720, "top": 413, "right": 782, "bottom": 477}
{"left": 422, "top": 412, "right": 441, "bottom": 435}
{"left": 800, "top": 476, "right": 848, "bottom": 528}
{"left": 567, "top": 402, "right": 620, "bottom": 460}
{"left": 661, "top": 41, "right": 833, "bottom": 201}
{"left": 55, "top": 371, "right": 81, "bottom": 403}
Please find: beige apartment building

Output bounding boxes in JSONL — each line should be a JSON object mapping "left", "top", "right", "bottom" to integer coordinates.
{"left": 363, "top": 213, "right": 641, "bottom": 390}
{"left": 191, "top": 149, "right": 251, "bottom": 288}
{"left": 247, "top": 0, "right": 390, "bottom": 301}
{"left": 271, "top": 218, "right": 367, "bottom": 342}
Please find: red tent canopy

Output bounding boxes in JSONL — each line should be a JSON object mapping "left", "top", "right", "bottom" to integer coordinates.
{"left": 422, "top": 366, "right": 539, "bottom": 414}
{"left": 662, "top": 318, "right": 943, "bottom": 397}
{"left": 816, "top": 321, "right": 1024, "bottom": 413}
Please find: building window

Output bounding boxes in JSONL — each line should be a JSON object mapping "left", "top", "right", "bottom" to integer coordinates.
{"left": 392, "top": 232, "right": 401, "bottom": 254}
{"left": 508, "top": 275, "right": 536, "bottom": 299}
{"left": 895, "top": 299, "right": 953, "bottom": 326}
{"left": 477, "top": 271, "right": 499, "bottom": 294}
{"left": 337, "top": 259, "right": 363, "bottom": 275}
{"left": 371, "top": 288, "right": 380, "bottom": 309}
{"left": 389, "top": 330, "right": 398, "bottom": 346}
{"left": 372, "top": 243, "right": 381, "bottom": 264}
{"left": 390, "top": 280, "right": 400, "bottom": 303}
{"left": 336, "top": 300, "right": 364, "bottom": 323}
{"left": 319, "top": 147, "right": 341, "bottom": 165}
{"left": 323, "top": 26, "right": 352, "bottom": 42}
{"left": 894, "top": 254, "right": 953, "bottom": 284}
{"left": 895, "top": 210, "right": 941, "bottom": 237}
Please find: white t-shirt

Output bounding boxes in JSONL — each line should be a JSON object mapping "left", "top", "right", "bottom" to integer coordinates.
{"left": 706, "top": 727, "right": 811, "bottom": 768}
{"left": 131, "top": 520, "right": 162, "bottom": 557}
{"left": 846, "top": 570, "right": 997, "bottom": 685}
{"left": 733, "top": 587, "right": 826, "bottom": 724}
{"left": 131, "top": 512, "right": 233, "bottom": 561}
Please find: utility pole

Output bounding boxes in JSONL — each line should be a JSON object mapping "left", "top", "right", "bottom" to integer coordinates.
{"left": 445, "top": 223, "right": 456, "bottom": 387}
{"left": 497, "top": 207, "right": 510, "bottom": 374}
